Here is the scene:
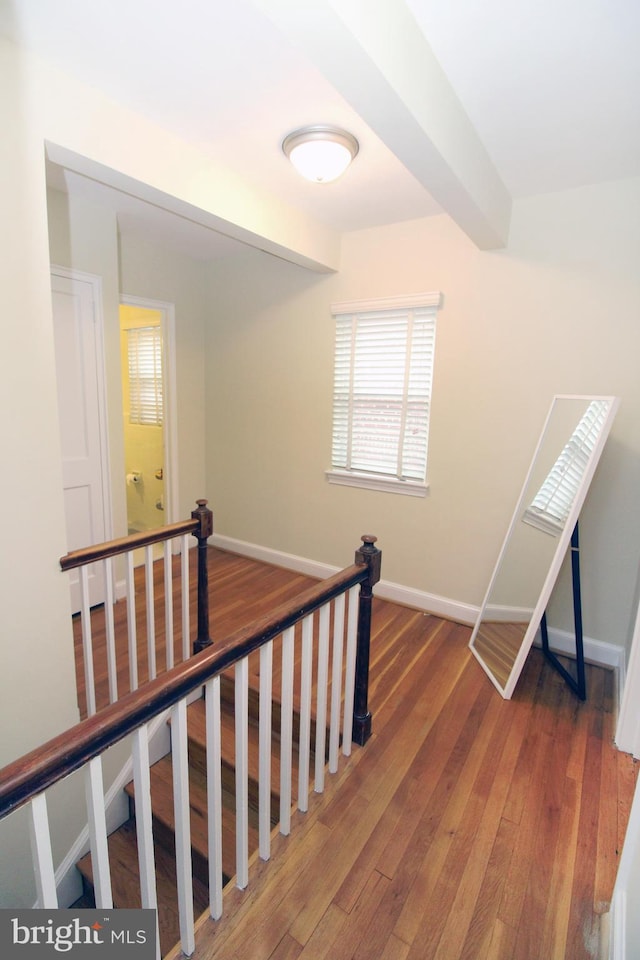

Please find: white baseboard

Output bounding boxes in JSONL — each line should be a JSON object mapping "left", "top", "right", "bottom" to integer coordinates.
{"left": 533, "top": 624, "right": 626, "bottom": 703}
{"left": 211, "top": 534, "right": 625, "bottom": 679}
{"left": 210, "top": 533, "right": 479, "bottom": 625}
{"left": 210, "top": 533, "right": 340, "bottom": 582}
{"left": 374, "top": 579, "right": 478, "bottom": 624}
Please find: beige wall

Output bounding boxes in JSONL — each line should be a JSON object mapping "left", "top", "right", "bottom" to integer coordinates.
{"left": 0, "top": 37, "right": 84, "bottom": 907}
{"left": 205, "top": 177, "right": 640, "bottom": 656}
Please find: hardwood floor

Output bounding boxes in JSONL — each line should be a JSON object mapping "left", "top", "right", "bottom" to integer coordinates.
{"left": 73, "top": 548, "right": 638, "bottom": 959}
{"left": 72, "top": 547, "right": 315, "bottom": 717}
{"left": 472, "top": 621, "right": 528, "bottom": 689}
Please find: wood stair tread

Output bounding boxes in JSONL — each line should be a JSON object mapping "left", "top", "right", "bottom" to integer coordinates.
{"left": 77, "top": 691, "right": 322, "bottom": 956}
{"left": 217, "top": 675, "right": 327, "bottom": 756}
{"left": 76, "top": 818, "right": 208, "bottom": 958}
{"left": 185, "top": 697, "right": 299, "bottom": 810}
{"left": 124, "top": 755, "right": 259, "bottom": 882}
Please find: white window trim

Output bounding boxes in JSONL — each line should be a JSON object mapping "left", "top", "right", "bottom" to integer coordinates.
{"left": 325, "top": 468, "right": 429, "bottom": 497}
{"left": 327, "top": 291, "right": 441, "bottom": 497}
{"left": 330, "top": 291, "right": 442, "bottom": 315}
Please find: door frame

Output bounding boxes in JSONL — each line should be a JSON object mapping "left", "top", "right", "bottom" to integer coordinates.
{"left": 120, "top": 294, "right": 179, "bottom": 526}
{"left": 51, "top": 264, "right": 113, "bottom": 549}
{"left": 615, "top": 601, "right": 639, "bottom": 756}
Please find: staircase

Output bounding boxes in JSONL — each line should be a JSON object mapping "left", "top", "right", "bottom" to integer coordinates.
{"left": 75, "top": 675, "right": 313, "bottom": 957}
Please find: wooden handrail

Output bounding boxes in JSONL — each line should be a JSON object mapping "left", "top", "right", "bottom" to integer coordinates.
{"left": 0, "top": 559, "right": 371, "bottom": 821}
{"left": 59, "top": 519, "right": 199, "bottom": 570}
{"left": 60, "top": 498, "right": 215, "bottom": 657}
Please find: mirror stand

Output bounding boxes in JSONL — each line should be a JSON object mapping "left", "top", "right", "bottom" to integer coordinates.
{"left": 540, "top": 523, "right": 586, "bottom": 700}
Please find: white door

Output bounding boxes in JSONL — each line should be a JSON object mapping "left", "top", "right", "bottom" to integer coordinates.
{"left": 51, "top": 268, "right": 109, "bottom": 613}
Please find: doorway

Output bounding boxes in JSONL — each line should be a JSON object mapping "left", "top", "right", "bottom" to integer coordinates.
{"left": 120, "top": 304, "right": 164, "bottom": 533}
{"left": 119, "top": 296, "right": 177, "bottom": 535}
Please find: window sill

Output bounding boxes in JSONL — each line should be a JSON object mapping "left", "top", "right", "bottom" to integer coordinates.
{"left": 325, "top": 469, "right": 428, "bottom": 498}
{"left": 521, "top": 507, "right": 562, "bottom": 537}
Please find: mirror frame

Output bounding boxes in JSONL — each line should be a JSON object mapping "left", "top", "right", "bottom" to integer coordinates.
{"left": 469, "top": 394, "right": 620, "bottom": 699}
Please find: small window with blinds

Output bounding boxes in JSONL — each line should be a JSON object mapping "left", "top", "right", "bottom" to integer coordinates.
{"left": 127, "top": 326, "right": 163, "bottom": 426}
{"left": 326, "top": 293, "right": 441, "bottom": 496}
{"left": 523, "top": 399, "right": 609, "bottom": 536}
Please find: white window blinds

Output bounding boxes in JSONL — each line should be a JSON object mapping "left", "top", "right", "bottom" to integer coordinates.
{"left": 127, "top": 326, "right": 163, "bottom": 426}
{"left": 523, "top": 399, "right": 609, "bottom": 536}
{"left": 330, "top": 298, "right": 438, "bottom": 487}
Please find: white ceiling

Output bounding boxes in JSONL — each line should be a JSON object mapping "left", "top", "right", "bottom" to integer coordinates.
{"left": 3, "top": 0, "right": 640, "bottom": 260}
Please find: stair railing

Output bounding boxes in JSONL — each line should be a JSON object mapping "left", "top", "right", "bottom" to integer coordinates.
{"left": 60, "top": 499, "right": 214, "bottom": 717}
{"left": 0, "top": 534, "right": 381, "bottom": 958}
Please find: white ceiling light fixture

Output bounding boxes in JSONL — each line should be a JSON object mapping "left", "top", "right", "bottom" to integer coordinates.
{"left": 282, "top": 125, "right": 359, "bottom": 183}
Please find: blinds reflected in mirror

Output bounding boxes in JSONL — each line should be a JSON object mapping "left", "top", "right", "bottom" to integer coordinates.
{"left": 523, "top": 400, "right": 609, "bottom": 536}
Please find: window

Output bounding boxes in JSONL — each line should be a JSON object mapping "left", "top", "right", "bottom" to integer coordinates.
{"left": 127, "top": 326, "right": 163, "bottom": 426}
{"left": 326, "top": 293, "right": 441, "bottom": 496}
{"left": 523, "top": 399, "right": 609, "bottom": 535}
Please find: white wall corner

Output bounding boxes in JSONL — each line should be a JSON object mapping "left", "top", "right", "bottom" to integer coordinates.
{"left": 608, "top": 891, "right": 626, "bottom": 960}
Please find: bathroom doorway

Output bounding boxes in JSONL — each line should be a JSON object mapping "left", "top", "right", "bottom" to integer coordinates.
{"left": 120, "top": 299, "right": 176, "bottom": 535}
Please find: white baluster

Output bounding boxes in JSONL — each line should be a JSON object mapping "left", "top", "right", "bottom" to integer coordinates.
{"left": 181, "top": 535, "right": 190, "bottom": 661}
{"left": 28, "top": 794, "right": 57, "bottom": 908}
{"left": 279, "top": 626, "right": 295, "bottom": 836}
{"left": 126, "top": 551, "right": 138, "bottom": 691}
{"left": 328, "top": 593, "right": 345, "bottom": 774}
{"left": 80, "top": 565, "right": 96, "bottom": 716}
{"left": 342, "top": 586, "right": 360, "bottom": 756}
{"left": 235, "top": 658, "right": 249, "bottom": 889}
{"left": 259, "top": 640, "right": 273, "bottom": 860}
{"left": 205, "top": 676, "right": 223, "bottom": 920}
{"left": 132, "top": 726, "right": 158, "bottom": 912}
{"left": 171, "top": 698, "right": 195, "bottom": 956}
{"left": 85, "top": 757, "right": 113, "bottom": 908}
{"left": 314, "top": 603, "right": 330, "bottom": 793}
{"left": 298, "top": 614, "right": 313, "bottom": 813}
{"left": 164, "top": 541, "right": 174, "bottom": 670}
{"left": 104, "top": 557, "right": 118, "bottom": 703}
{"left": 145, "top": 545, "right": 156, "bottom": 681}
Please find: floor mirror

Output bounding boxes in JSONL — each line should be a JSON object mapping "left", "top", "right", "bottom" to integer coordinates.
{"left": 469, "top": 394, "right": 620, "bottom": 699}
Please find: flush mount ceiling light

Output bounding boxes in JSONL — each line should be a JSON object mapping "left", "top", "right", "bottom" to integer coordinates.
{"left": 282, "top": 125, "right": 359, "bottom": 183}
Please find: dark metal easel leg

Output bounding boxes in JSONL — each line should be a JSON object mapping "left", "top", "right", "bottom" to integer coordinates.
{"left": 540, "top": 523, "right": 586, "bottom": 700}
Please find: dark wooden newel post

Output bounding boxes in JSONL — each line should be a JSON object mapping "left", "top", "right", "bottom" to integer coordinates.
{"left": 192, "top": 499, "right": 214, "bottom": 654}
{"left": 352, "top": 534, "right": 381, "bottom": 746}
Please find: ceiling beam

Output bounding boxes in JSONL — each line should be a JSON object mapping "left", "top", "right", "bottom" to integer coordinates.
{"left": 45, "top": 142, "right": 341, "bottom": 273}
{"left": 36, "top": 52, "right": 341, "bottom": 273}
{"left": 253, "top": 0, "right": 512, "bottom": 249}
